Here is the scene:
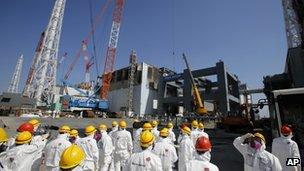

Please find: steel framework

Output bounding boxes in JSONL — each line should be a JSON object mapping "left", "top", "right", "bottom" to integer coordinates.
{"left": 63, "top": 0, "right": 112, "bottom": 81}
{"left": 100, "top": 0, "right": 125, "bottom": 99}
{"left": 23, "top": 0, "right": 66, "bottom": 106}
{"left": 282, "top": 0, "right": 302, "bottom": 48}
{"left": 8, "top": 54, "right": 23, "bottom": 93}
{"left": 127, "top": 50, "right": 137, "bottom": 114}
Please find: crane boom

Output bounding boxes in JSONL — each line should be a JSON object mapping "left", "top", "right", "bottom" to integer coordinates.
{"left": 63, "top": 0, "right": 112, "bottom": 81}
{"left": 182, "top": 53, "right": 207, "bottom": 114}
{"left": 100, "top": 0, "right": 125, "bottom": 99}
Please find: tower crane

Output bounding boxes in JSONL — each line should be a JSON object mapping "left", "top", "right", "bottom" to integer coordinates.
{"left": 23, "top": 0, "right": 66, "bottom": 106}
{"left": 60, "top": 0, "right": 125, "bottom": 113}
{"left": 8, "top": 54, "right": 23, "bottom": 93}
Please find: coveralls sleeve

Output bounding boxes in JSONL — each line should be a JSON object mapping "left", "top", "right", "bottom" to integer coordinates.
{"left": 127, "top": 132, "right": 133, "bottom": 152}
{"left": 271, "top": 139, "right": 278, "bottom": 156}
{"left": 103, "top": 138, "right": 113, "bottom": 157}
{"left": 91, "top": 140, "right": 99, "bottom": 164}
{"left": 185, "top": 141, "right": 194, "bottom": 161}
{"left": 171, "top": 146, "right": 178, "bottom": 163}
{"left": 233, "top": 134, "right": 251, "bottom": 155}
{"left": 291, "top": 142, "right": 301, "bottom": 170}
{"left": 172, "top": 133, "right": 176, "bottom": 142}
{"left": 271, "top": 155, "right": 282, "bottom": 171}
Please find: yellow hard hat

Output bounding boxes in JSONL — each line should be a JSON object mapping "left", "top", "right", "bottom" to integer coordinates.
{"left": 85, "top": 125, "right": 96, "bottom": 135}
{"left": 167, "top": 122, "right": 173, "bottom": 129}
{"left": 151, "top": 120, "right": 158, "bottom": 127}
{"left": 198, "top": 122, "right": 204, "bottom": 129}
{"left": 160, "top": 128, "right": 169, "bottom": 137}
{"left": 181, "top": 126, "right": 191, "bottom": 135}
{"left": 119, "top": 121, "right": 127, "bottom": 128}
{"left": 15, "top": 131, "right": 32, "bottom": 144}
{"left": 254, "top": 133, "right": 266, "bottom": 143}
{"left": 140, "top": 130, "right": 155, "bottom": 147}
{"left": 28, "top": 119, "right": 40, "bottom": 127}
{"left": 143, "top": 123, "right": 153, "bottom": 131}
{"left": 99, "top": 124, "right": 107, "bottom": 131}
{"left": 70, "top": 129, "right": 79, "bottom": 137}
{"left": 0, "top": 128, "right": 8, "bottom": 142}
{"left": 192, "top": 120, "right": 198, "bottom": 128}
{"left": 59, "top": 144, "right": 85, "bottom": 169}
{"left": 59, "top": 125, "right": 71, "bottom": 134}
{"left": 112, "top": 121, "right": 118, "bottom": 127}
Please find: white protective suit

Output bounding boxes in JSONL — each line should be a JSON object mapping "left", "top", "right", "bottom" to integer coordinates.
{"left": 177, "top": 133, "right": 183, "bottom": 144}
{"left": 168, "top": 128, "right": 176, "bottom": 144}
{"left": 7, "top": 131, "right": 47, "bottom": 149}
{"left": 198, "top": 127, "right": 209, "bottom": 139}
{"left": 0, "top": 143, "right": 44, "bottom": 171}
{"left": 233, "top": 133, "right": 282, "bottom": 171}
{"left": 152, "top": 137, "right": 178, "bottom": 171}
{"left": 178, "top": 134, "right": 195, "bottom": 171}
{"left": 124, "top": 146, "right": 163, "bottom": 171}
{"left": 109, "top": 126, "right": 118, "bottom": 143}
{"left": 30, "top": 135, "right": 48, "bottom": 171}
{"left": 272, "top": 134, "right": 301, "bottom": 171}
{"left": 133, "top": 128, "right": 142, "bottom": 153}
{"left": 76, "top": 134, "right": 99, "bottom": 171}
{"left": 44, "top": 133, "right": 72, "bottom": 171}
{"left": 186, "top": 151, "right": 219, "bottom": 171}
{"left": 112, "top": 128, "right": 133, "bottom": 171}
{"left": 190, "top": 128, "right": 202, "bottom": 146}
{"left": 98, "top": 131, "right": 114, "bottom": 171}
{"left": 152, "top": 127, "right": 160, "bottom": 142}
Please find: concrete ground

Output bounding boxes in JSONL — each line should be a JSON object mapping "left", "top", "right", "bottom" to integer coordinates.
{"left": 1, "top": 117, "right": 245, "bottom": 170}
{"left": 207, "top": 129, "right": 243, "bottom": 171}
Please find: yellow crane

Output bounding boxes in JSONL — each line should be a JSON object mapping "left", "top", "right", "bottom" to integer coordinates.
{"left": 182, "top": 53, "right": 208, "bottom": 115}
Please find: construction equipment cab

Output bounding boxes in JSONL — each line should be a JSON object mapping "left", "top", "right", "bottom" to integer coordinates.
{"left": 270, "top": 88, "right": 304, "bottom": 147}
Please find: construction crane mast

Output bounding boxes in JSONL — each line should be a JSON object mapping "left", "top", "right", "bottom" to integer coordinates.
{"left": 282, "top": 0, "right": 303, "bottom": 48}
{"left": 127, "top": 50, "right": 137, "bottom": 115}
{"left": 81, "top": 41, "right": 94, "bottom": 83}
{"left": 23, "top": 0, "right": 66, "bottom": 106}
{"left": 63, "top": 0, "right": 111, "bottom": 81}
{"left": 8, "top": 54, "right": 23, "bottom": 93}
{"left": 100, "top": 0, "right": 125, "bottom": 99}
{"left": 182, "top": 53, "right": 208, "bottom": 115}
{"left": 23, "top": 32, "right": 45, "bottom": 97}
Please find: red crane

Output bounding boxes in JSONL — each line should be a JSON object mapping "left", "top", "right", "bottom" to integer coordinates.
{"left": 63, "top": 0, "right": 112, "bottom": 81}
{"left": 100, "top": 0, "right": 125, "bottom": 99}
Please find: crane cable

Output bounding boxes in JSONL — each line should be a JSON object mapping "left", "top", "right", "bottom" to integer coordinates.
{"left": 89, "top": 0, "right": 99, "bottom": 76}
{"left": 171, "top": 0, "right": 176, "bottom": 71}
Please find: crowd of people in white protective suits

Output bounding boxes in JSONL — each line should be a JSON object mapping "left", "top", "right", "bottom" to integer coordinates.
{"left": 0, "top": 118, "right": 301, "bottom": 171}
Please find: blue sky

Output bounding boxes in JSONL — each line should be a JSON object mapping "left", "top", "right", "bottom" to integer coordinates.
{"left": 0, "top": 0, "right": 287, "bottom": 114}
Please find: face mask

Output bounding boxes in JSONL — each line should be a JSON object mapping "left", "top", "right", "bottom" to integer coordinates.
{"left": 94, "top": 133, "right": 101, "bottom": 142}
{"left": 69, "top": 137, "right": 76, "bottom": 143}
{"left": 250, "top": 140, "right": 262, "bottom": 150}
{"left": 283, "top": 133, "right": 293, "bottom": 139}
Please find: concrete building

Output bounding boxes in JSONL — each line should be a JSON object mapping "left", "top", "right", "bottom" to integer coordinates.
{"left": 108, "top": 62, "right": 159, "bottom": 117}
{"left": 108, "top": 60, "right": 242, "bottom": 117}
{"left": 0, "top": 92, "right": 36, "bottom": 116}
